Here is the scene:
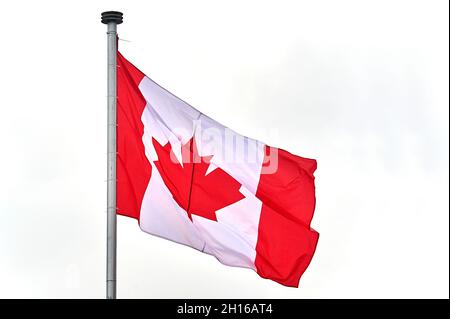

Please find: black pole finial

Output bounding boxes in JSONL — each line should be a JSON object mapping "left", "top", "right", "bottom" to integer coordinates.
{"left": 101, "top": 11, "right": 123, "bottom": 24}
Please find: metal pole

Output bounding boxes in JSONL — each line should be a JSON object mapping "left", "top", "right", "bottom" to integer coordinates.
{"left": 101, "top": 11, "right": 123, "bottom": 299}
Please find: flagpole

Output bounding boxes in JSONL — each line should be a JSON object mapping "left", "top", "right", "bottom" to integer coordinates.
{"left": 101, "top": 11, "right": 123, "bottom": 299}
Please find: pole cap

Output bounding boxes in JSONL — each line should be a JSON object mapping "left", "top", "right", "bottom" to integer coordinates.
{"left": 101, "top": 11, "right": 123, "bottom": 24}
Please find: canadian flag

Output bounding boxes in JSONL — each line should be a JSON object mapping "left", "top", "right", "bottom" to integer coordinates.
{"left": 116, "top": 52, "right": 319, "bottom": 287}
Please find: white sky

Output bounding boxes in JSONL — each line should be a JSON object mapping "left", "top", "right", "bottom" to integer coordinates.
{"left": 0, "top": 0, "right": 448, "bottom": 298}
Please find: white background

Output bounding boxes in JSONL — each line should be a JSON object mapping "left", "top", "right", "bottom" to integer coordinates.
{"left": 0, "top": 0, "right": 448, "bottom": 298}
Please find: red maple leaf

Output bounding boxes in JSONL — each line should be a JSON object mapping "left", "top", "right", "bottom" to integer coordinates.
{"left": 152, "top": 137, "right": 245, "bottom": 221}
